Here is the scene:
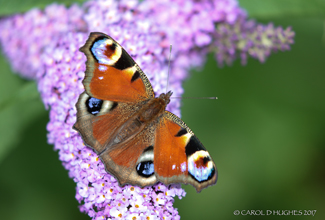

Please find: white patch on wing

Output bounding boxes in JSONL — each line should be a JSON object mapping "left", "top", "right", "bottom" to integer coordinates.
{"left": 181, "top": 162, "right": 187, "bottom": 172}
{"left": 187, "top": 150, "right": 214, "bottom": 182}
{"left": 137, "top": 149, "right": 154, "bottom": 163}
{"left": 98, "top": 65, "right": 107, "bottom": 72}
{"left": 91, "top": 39, "right": 122, "bottom": 65}
{"left": 101, "top": 100, "right": 114, "bottom": 113}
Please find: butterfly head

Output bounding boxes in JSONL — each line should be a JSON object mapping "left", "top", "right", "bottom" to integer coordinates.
{"left": 159, "top": 91, "right": 173, "bottom": 105}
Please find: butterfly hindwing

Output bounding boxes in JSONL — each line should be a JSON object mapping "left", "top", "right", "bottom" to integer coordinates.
{"left": 100, "top": 125, "right": 158, "bottom": 187}
{"left": 80, "top": 32, "right": 154, "bottom": 103}
{"left": 154, "top": 111, "right": 217, "bottom": 192}
{"left": 74, "top": 92, "right": 142, "bottom": 154}
{"left": 74, "top": 92, "right": 158, "bottom": 187}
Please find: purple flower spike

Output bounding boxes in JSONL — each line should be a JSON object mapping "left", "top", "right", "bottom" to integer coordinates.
{"left": 0, "top": 0, "right": 294, "bottom": 219}
{"left": 0, "top": 3, "right": 85, "bottom": 79}
{"left": 212, "top": 17, "right": 295, "bottom": 66}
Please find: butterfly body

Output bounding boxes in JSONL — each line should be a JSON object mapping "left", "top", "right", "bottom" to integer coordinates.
{"left": 102, "top": 91, "right": 171, "bottom": 152}
{"left": 74, "top": 32, "right": 217, "bottom": 192}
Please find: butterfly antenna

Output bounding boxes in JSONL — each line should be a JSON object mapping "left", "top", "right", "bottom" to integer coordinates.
{"left": 171, "top": 97, "right": 218, "bottom": 99}
{"left": 166, "top": 44, "right": 172, "bottom": 94}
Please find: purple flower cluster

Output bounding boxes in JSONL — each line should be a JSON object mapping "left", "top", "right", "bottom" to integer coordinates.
{"left": 212, "top": 18, "right": 295, "bottom": 66}
{"left": 0, "top": 4, "right": 84, "bottom": 79}
{"left": 0, "top": 0, "right": 295, "bottom": 219}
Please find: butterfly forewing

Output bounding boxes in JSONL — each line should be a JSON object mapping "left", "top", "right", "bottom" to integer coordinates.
{"left": 154, "top": 112, "right": 217, "bottom": 192}
{"left": 80, "top": 32, "right": 154, "bottom": 103}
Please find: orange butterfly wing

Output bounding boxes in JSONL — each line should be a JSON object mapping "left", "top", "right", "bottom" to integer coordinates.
{"left": 100, "top": 125, "right": 157, "bottom": 187}
{"left": 154, "top": 112, "right": 217, "bottom": 192}
{"left": 74, "top": 92, "right": 157, "bottom": 187}
{"left": 80, "top": 32, "right": 154, "bottom": 102}
{"left": 74, "top": 92, "right": 138, "bottom": 154}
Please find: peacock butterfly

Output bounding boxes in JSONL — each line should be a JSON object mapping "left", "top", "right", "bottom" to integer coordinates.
{"left": 73, "top": 32, "right": 217, "bottom": 192}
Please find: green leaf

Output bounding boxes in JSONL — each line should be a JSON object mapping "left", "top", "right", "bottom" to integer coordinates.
{"left": 0, "top": 0, "right": 85, "bottom": 16}
{"left": 239, "top": 0, "right": 325, "bottom": 18}
{"left": 0, "top": 55, "right": 46, "bottom": 163}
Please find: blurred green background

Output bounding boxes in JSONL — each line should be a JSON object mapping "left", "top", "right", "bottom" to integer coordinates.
{"left": 0, "top": 0, "right": 324, "bottom": 220}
